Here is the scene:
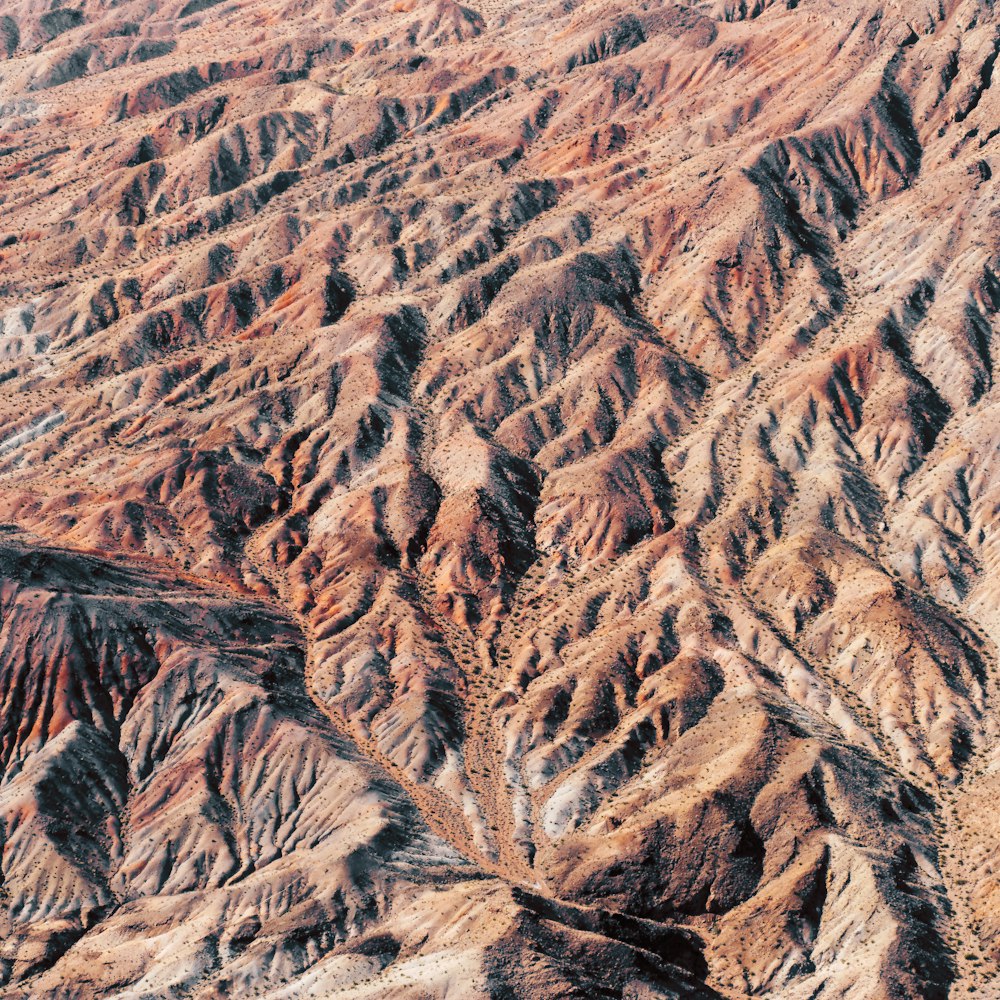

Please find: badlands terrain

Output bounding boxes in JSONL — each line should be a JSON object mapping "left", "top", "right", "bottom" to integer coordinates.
{"left": 0, "top": 0, "right": 999, "bottom": 994}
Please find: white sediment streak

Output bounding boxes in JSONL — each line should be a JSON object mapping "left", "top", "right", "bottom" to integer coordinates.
{"left": 0, "top": 410, "right": 65, "bottom": 456}
{"left": 0, "top": 302, "right": 46, "bottom": 361}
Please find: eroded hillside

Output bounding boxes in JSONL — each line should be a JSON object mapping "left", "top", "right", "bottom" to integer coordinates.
{"left": 0, "top": 0, "right": 999, "bottom": 995}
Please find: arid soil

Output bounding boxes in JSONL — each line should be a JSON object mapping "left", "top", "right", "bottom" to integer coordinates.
{"left": 0, "top": 0, "right": 999, "bottom": 995}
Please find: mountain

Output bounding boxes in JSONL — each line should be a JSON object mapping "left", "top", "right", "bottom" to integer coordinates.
{"left": 0, "top": 0, "right": 998, "bottom": 995}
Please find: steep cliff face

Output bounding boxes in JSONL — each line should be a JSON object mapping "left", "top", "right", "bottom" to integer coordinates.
{"left": 0, "top": 0, "right": 998, "bottom": 995}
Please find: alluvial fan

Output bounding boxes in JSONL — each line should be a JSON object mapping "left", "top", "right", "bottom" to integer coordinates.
{"left": 0, "top": 0, "right": 999, "bottom": 995}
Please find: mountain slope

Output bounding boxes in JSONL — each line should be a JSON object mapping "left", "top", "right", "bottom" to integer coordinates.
{"left": 0, "top": 0, "right": 999, "bottom": 995}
